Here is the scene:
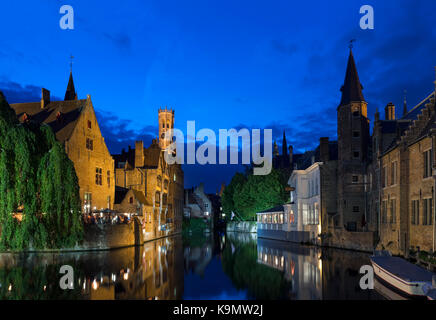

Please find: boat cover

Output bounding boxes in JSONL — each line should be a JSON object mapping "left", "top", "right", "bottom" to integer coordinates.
{"left": 371, "top": 256, "right": 435, "bottom": 283}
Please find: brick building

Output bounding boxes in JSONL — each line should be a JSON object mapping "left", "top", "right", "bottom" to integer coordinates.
{"left": 113, "top": 107, "right": 184, "bottom": 240}
{"left": 373, "top": 90, "right": 436, "bottom": 255}
{"left": 10, "top": 71, "right": 115, "bottom": 213}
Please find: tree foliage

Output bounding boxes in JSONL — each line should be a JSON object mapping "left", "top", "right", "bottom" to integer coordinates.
{"left": 222, "top": 168, "right": 288, "bottom": 220}
{"left": 0, "top": 92, "right": 83, "bottom": 250}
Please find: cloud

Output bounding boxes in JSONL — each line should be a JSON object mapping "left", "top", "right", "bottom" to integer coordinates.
{"left": 102, "top": 32, "right": 132, "bottom": 51}
{"left": 94, "top": 109, "right": 157, "bottom": 154}
{"left": 0, "top": 79, "right": 61, "bottom": 104}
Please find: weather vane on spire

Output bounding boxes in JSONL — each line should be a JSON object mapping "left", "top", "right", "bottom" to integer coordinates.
{"left": 349, "top": 39, "right": 356, "bottom": 49}
{"left": 69, "top": 54, "right": 74, "bottom": 71}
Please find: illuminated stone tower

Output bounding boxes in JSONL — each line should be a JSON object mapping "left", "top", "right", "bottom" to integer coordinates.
{"left": 337, "top": 48, "right": 370, "bottom": 231}
{"left": 158, "top": 106, "right": 175, "bottom": 150}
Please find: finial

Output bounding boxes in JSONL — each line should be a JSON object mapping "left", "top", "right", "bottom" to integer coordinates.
{"left": 349, "top": 39, "right": 356, "bottom": 50}
{"left": 69, "top": 54, "right": 74, "bottom": 72}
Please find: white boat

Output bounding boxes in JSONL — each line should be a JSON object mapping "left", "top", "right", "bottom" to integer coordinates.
{"left": 427, "top": 289, "right": 436, "bottom": 300}
{"left": 370, "top": 251, "right": 434, "bottom": 298}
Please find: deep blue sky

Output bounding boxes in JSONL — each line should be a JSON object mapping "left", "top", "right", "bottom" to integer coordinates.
{"left": 0, "top": 0, "right": 435, "bottom": 193}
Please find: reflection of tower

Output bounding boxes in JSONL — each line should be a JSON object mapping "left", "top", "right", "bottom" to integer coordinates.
{"left": 158, "top": 107, "right": 175, "bottom": 149}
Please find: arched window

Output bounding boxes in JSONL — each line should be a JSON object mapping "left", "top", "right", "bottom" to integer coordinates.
{"left": 155, "top": 192, "right": 160, "bottom": 205}
{"left": 162, "top": 193, "right": 168, "bottom": 206}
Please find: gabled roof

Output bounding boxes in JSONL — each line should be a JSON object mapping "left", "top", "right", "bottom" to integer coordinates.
{"left": 339, "top": 49, "right": 365, "bottom": 106}
{"left": 10, "top": 99, "right": 87, "bottom": 142}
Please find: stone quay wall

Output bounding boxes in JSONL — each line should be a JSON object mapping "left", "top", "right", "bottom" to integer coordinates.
{"left": 226, "top": 221, "right": 257, "bottom": 233}
{"left": 322, "top": 229, "right": 375, "bottom": 253}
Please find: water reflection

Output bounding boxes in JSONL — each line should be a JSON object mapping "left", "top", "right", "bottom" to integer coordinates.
{"left": 0, "top": 233, "right": 383, "bottom": 300}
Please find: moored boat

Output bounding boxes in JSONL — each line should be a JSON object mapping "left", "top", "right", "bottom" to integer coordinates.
{"left": 370, "top": 251, "right": 434, "bottom": 298}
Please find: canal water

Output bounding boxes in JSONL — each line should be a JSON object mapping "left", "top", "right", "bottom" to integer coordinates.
{"left": 0, "top": 232, "right": 384, "bottom": 300}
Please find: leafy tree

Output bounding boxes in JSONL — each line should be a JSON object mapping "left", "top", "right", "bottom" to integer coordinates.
{"left": 0, "top": 91, "right": 83, "bottom": 250}
{"left": 223, "top": 168, "right": 288, "bottom": 221}
{"left": 234, "top": 169, "right": 288, "bottom": 220}
{"left": 221, "top": 172, "right": 246, "bottom": 217}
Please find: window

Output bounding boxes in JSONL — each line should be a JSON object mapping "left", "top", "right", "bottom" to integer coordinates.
{"left": 389, "top": 199, "right": 396, "bottom": 224}
{"left": 129, "top": 197, "right": 134, "bottom": 204}
{"left": 86, "top": 138, "right": 93, "bottom": 150}
{"left": 87, "top": 120, "right": 92, "bottom": 129}
{"left": 353, "top": 206, "right": 360, "bottom": 213}
{"left": 353, "top": 111, "right": 360, "bottom": 117}
{"left": 382, "top": 166, "right": 388, "bottom": 188}
{"left": 95, "top": 168, "right": 102, "bottom": 185}
{"left": 353, "top": 131, "right": 360, "bottom": 138}
{"left": 289, "top": 210, "right": 295, "bottom": 224}
{"left": 424, "top": 150, "right": 432, "bottom": 178}
{"left": 155, "top": 192, "right": 160, "bottom": 205}
{"left": 391, "top": 161, "right": 397, "bottom": 185}
{"left": 84, "top": 193, "right": 92, "bottom": 214}
{"left": 423, "top": 198, "right": 433, "bottom": 225}
{"left": 352, "top": 175, "right": 359, "bottom": 183}
{"left": 411, "top": 200, "right": 419, "bottom": 225}
{"left": 353, "top": 151, "right": 360, "bottom": 159}
{"left": 162, "top": 193, "right": 168, "bottom": 206}
{"left": 107, "top": 171, "right": 111, "bottom": 188}
{"left": 164, "top": 179, "right": 169, "bottom": 190}
{"left": 381, "top": 200, "right": 388, "bottom": 223}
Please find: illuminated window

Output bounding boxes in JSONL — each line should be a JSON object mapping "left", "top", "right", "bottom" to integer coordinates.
{"left": 86, "top": 138, "right": 93, "bottom": 150}
{"left": 95, "top": 168, "right": 102, "bottom": 185}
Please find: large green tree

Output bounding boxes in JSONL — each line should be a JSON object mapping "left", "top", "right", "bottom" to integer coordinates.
{"left": 221, "top": 172, "right": 246, "bottom": 217}
{"left": 223, "top": 168, "right": 288, "bottom": 221}
{"left": 0, "top": 92, "right": 83, "bottom": 250}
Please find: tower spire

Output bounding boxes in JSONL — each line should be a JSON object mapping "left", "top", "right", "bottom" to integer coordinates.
{"left": 339, "top": 46, "right": 364, "bottom": 106}
{"left": 64, "top": 55, "right": 77, "bottom": 101}
{"left": 403, "top": 90, "right": 408, "bottom": 116}
{"left": 282, "top": 130, "right": 287, "bottom": 156}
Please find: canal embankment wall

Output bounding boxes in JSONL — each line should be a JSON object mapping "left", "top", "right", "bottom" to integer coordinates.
{"left": 322, "top": 230, "right": 375, "bottom": 253}
{"left": 226, "top": 221, "right": 257, "bottom": 233}
{"left": 0, "top": 217, "right": 181, "bottom": 253}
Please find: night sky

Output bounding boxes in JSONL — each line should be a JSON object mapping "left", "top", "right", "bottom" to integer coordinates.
{"left": 0, "top": 0, "right": 435, "bottom": 193}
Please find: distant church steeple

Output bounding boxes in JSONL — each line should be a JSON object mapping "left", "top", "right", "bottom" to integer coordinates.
{"left": 64, "top": 55, "right": 77, "bottom": 101}
{"left": 403, "top": 90, "right": 408, "bottom": 116}
{"left": 282, "top": 130, "right": 287, "bottom": 156}
{"left": 339, "top": 48, "right": 365, "bottom": 106}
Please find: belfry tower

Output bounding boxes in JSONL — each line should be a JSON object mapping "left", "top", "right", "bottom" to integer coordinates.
{"left": 158, "top": 106, "right": 175, "bottom": 150}
{"left": 337, "top": 47, "right": 370, "bottom": 231}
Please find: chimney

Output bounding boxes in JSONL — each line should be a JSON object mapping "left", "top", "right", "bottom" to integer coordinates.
{"left": 41, "top": 88, "right": 50, "bottom": 109}
{"left": 385, "top": 102, "right": 395, "bottom": 120}
{"left": 289, "top": 145, "right": 293, "bottom": 166}
{"left": 320, "top": 137, "right": 330, "bottom": 162}
{"left": 375, "top": 108, "right": 380, "bottom": 122}
{"left": 135, "top": 141, "right": 144, "bottom": 167}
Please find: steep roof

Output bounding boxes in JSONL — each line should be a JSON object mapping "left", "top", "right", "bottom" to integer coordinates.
{"left": 10, "top": 99, "right": 87, "bottom": 142}
{"left": 339, "top": 49, "right": 365, "bottom": 106}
